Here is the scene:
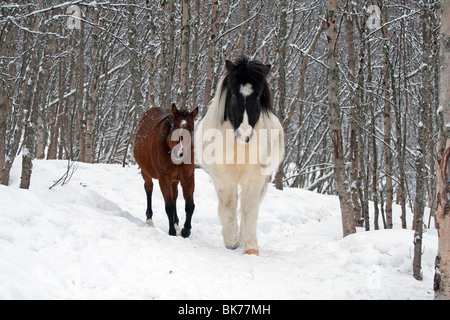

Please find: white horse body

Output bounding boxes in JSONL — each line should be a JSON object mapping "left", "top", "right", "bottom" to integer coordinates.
{"left": 195, "top": 76, "right": 285, "bottom": 254}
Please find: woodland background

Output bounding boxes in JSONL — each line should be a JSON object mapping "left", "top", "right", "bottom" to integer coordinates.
{"left": 0, "top": 0, "right": 441, "bottom": 242}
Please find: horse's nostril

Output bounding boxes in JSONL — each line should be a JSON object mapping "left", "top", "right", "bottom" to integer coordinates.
{"left": 179, "top": 152, "right": 184, "bottom": 158}
{"left": 245, "top": 136, "right": 250, "bottom": 143}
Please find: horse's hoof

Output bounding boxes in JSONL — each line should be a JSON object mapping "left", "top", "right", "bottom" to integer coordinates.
{"left": 168, "top": 229, "right": 177, "bottom": 236}
{"left": 245, "top": 249, "right": 259, "bottom": 256}
{"left": 226, "top": 243, "right": 239, "bottom": 250}
{"left": 181, "top": 228, "right": 191, "bottom": 238}
{"left": 146, "top": 219, "right": 154, "bottom": 227}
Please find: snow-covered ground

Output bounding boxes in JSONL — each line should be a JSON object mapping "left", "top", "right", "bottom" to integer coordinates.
{"left": 0, "top": 159, "right": 437, "bottom": 299}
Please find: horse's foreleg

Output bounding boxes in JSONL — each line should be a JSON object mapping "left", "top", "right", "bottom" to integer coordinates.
{"left": 172, "top": 181, "right": 180, "bottom": 233}
{"left": 214, "top": 179, "right": 239, "bottom": 249}
{"left": 239, "top": 176, "right": 268, "bottom": 255}
{"left": 180, "top": 177, "right": 195, "bottom": 238}
{"left": 160, "top": 178, "right": 177, "bottom": 236}
{"left": 144, "top": 178, "right": 154, "bottom": 226}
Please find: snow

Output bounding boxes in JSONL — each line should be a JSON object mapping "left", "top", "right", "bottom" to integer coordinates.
{"left": 0, "top": 159, "right": 438, "bottom": 299}
{"left": 21, "top": 147, "right": 30, "bottom": 158}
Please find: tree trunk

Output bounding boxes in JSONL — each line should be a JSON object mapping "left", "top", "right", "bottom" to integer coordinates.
{"left": 77, "top": 20, "right": 86, "bottom": 162}
{"left": 203, "top": 0, "right": 218, "bottom": 107}
{"left": 0, "top": 20, "right": 13, "bottom": 171}
{"left": 396, "top": 5, "right": 409, "bottom": 229}
{"left": 20, "top": 7, "right": 43, "bottom": 189}
{"left": 413, "top": 0, "right": 434, "bottom": 280}
{"left": 327, "top": 0, "right": 355, "bottom": 238}
{"left": 84, "top": 9, "right": 101, "bottom": 163}
{"left": 128, "top": 1, "right": 144, "bottom": 115}
{"left": 48, "top": 56, "right": 65, "bottom": 160}
{"left": 178, "top": 0, "right": 191, "bottom": 108}
{"left": 2, "top": 28, "right": 26, "bottom": 186}
{"left": 344, "top": 0, "right": 363, "bottom": 227}
{"left": 379, "top": 0, "right": 393, "bottom": 229}
{"left": 434, "top": 0, "right": 450, "bottom": 300}
{"left": 190, "top": 0, "right": 201, "bottom": 112}
{"left": 161, "top": 0, "right": 176, "bottom": 108}
{"left": 274, "top": 0, "right": 288, "bottom": 191}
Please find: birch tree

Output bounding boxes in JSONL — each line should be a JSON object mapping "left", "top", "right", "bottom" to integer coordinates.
{"left": 413, "top": 0, "right": 434, "bottom": 280}
{"left": 203, "top": 0, "right": 219, "bottom": 107}
{"left": 327, "top": 0, "right": 355, "bottom": 237}
{"left": 20, "top": 5, "right": 43, "bottom": 189}
{"left": 378, "top": 0, "right": 393, "bottom": 229}
{"left": 434, "top": 0, "right": 450, "bottom": 300}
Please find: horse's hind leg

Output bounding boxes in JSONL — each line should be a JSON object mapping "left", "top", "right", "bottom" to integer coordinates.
{"left": 144, "top": 177, "right": 154, "bottom": 226}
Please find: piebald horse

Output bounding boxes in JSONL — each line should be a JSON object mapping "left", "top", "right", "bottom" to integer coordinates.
{"left": 195, "top": 56, "right": 285, "bottom": 255}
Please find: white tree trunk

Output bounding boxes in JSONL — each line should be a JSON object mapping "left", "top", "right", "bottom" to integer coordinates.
{"left": 434, "top": 0, "right": 450, "bottom": 300}
{"left": 327, "top": 0, "right": 355, "bottom": 238}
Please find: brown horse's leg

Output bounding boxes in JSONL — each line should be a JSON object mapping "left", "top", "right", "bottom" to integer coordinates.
{"left": 160, "top": 178, "right": 177, "bottom": 236}
{"left": 172, "top": 181, "right": 180, "bottom": 230}
{"left": 180, "top": 176, "right": 195, "bottom": 238}
{"left": 144, "top": 177, "right": 154, "bottom": 225}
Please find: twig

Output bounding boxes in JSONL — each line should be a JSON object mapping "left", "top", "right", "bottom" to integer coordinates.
{"left": 49, "top": 159, "right": 78, "bottom": 189}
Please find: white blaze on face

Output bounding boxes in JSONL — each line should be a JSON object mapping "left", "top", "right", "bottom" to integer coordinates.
{"left": 239, "top": 83, "right": 253, "bottom": 97}
{"left": 236, "top": 111, "right": 253, "bottom": 144}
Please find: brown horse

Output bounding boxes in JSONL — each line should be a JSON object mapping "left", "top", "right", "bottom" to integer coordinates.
{"left": 134, "top": 103, "right": 198, "bottom": 237}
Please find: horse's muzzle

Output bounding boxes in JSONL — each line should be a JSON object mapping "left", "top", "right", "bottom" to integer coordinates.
{"left": 171, "top": 143, "right": 185, "bottom": 162}
{"left": 235, "top": 128, "right": 254, "bottom": 144}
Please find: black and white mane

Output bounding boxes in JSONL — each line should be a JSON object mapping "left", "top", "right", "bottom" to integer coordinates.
{"left": 219, "top": 56, "right": 273, "bottom": 123}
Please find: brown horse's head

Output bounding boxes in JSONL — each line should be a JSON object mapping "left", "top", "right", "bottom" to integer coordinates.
{"left": 165, "top": 103, "right": 198, "bottom": 164}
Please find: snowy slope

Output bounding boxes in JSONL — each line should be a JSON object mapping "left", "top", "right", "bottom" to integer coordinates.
{"left": 0, "top": 159, "right": 437, "bottom": 299}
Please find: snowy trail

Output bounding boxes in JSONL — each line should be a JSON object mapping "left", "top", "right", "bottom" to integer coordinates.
{"left": 0, "top": 160, "right": 437, "bottom": 299}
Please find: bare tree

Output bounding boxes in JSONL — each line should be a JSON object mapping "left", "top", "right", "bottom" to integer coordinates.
{"left": 84, "top": 9, "right": 101, "bottom": 164}
{"left": 20, "top": 5, "right": 44, "bottom": 189}
{"left": 378, "top": 0, "right": 393, "bottom": 229}
{"left": 203, "top": 0, "right": 219, "bottom": 107}
{"left": 434, "top": 0, "right": 450, "bottom": 300}
{"left": 327, "top": 0, "right": 355, "bottom": 237}
{"left": 178, "top": 0, "right": 191, "bottom": 108}
{"left": 413, "top": 0, "right": 434, "bottom": 280}
{"left": 343, "top": 0, "right": 363, "bottom": 227}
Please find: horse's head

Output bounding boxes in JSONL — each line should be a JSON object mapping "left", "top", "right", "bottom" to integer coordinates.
{"left": 223, "top": 56, "right": 272, "bottom": 144}
{"left": 166, "top": 103, "right": 198, "bottom": 163}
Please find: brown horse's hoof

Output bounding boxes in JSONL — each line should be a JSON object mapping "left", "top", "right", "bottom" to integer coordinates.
{"left": 245, "top": 249, "right": 259, "bottom": 256}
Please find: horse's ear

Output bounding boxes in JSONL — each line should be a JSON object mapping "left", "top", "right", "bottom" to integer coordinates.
{"left": 191, "top": 107, "right": 199, "bottom": 119}
{"left": 225, "top": 60, "right": 236, "bottom": 74}
{"left": 261, "top": 64, "right": 271, "bottom": 77}
{"left": 171, "top": 103, "right": 178, "bottom": 115}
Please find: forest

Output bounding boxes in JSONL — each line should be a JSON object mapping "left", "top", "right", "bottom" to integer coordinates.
{"left": 1, "top": 0, "right": 450, "bottom": 298}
